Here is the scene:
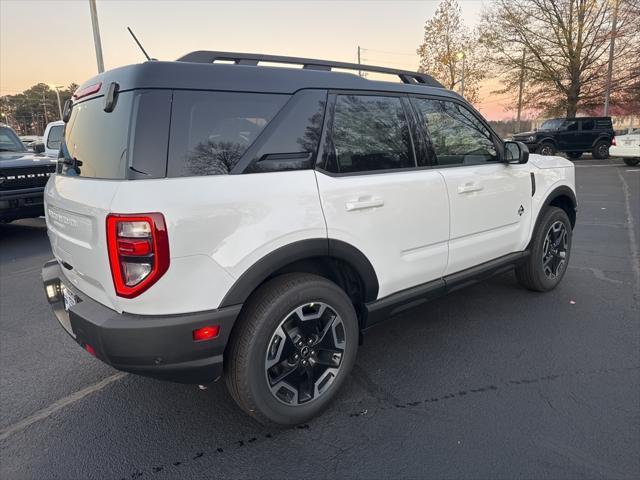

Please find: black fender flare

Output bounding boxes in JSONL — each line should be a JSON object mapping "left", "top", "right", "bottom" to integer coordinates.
{"left": 537, "top": 137, "right": 557, "bottom": 147}
{"left": 219, "top": 238, "right": 379, "bottom": 307}
{"left": 535, "top": 185, "right": 577, "bottom": 230}
{"left": 591, "top": 135, "right": 612, "bottom": 148}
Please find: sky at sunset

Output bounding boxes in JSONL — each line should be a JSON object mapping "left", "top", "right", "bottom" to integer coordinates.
{"left": 0, "top": 0, "right": 516, "bottom": 120}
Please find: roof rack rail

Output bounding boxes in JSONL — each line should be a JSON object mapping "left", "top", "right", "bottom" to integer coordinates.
{"left": 176, "top": 50, "right": 444, "bottom": 88}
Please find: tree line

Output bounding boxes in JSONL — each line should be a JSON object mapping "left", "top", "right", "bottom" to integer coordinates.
{"left": 1, "top": 83, "right": 77, "bottom": 136}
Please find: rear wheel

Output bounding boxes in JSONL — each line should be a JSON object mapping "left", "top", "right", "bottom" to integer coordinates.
{"left": 566, "top": 151, "right": 583, "bottom": 159}
{"left": 516, "top": 207, "right": 572, "bottom": 292}
{"left": 624, "top": 158, "right": 640, "bottom": 166}
{"left": 225, "top": 273, "right": 359, "bottom": 426}
{"left": 537, "top": 142, "right": 556, "bottom": 156}
{"left": 592, "top": 140, "right": 610, "bottom": 159}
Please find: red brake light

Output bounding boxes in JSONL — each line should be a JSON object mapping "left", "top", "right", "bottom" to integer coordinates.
{"left": 193, "top": 325, "right": 220, "bottom": 342}
{"left": 73, "top": 82, "right": 102, "bottom": 100}
{"left": 611, "top": 136, "right": 617, "bottom": 146}
{"left": 106, "top": 213, "right": 170, "bottom": 298}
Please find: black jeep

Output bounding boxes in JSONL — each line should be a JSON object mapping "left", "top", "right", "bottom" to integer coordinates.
{"left": 513, "top": 117, "right": 613, "bottom": 159}
{"left": 0, "top": 124, "right": 57, "bottom": 223}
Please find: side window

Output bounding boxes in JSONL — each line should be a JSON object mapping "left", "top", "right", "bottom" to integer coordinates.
{"left": 168, "top": 91, "right": 289, "bottom": 177}
{"left": 327, "top": 94, "right": 414, "bottom": 173}
{"left": 47, "top": 125, "right": 64, "bottom": 150}
{"left": 412, "top": 98, "right": 498, "bottom": 166}
{"left": 564, "top": 120, "right": 578, "bottom": 131}
{"left": 245, "top": 90, "right": 327, "bottom": 173}
{"left": 581, "top": 119, "right": 595, "bottom": 130}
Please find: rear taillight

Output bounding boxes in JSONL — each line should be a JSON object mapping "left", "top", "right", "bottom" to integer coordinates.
{"left": 106, "top": 213, "right": 170, "bottom": 298}
{"left": 612, "top": 136, "right": 617, "bottom": 146}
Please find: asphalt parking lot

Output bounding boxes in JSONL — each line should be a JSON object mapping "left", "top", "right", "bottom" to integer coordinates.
{"left": 1, "top": 157, "right": 639, "bottom": 480}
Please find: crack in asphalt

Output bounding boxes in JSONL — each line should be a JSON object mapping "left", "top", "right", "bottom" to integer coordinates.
{"left": 119, "top": 365, "right": 639, "bottom": 479}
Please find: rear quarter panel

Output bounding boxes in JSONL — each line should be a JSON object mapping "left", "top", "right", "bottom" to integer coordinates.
{"left": 110, "top": 170, "right": 326, "bottom": 315}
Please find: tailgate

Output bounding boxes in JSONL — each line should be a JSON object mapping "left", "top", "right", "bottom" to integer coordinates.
{"left": 45, "top": 175, "right": 122, "bottom": 312}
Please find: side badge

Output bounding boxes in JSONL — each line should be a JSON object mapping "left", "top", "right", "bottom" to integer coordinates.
{"left": 518, "top": 205, "right": 525, "bottom": 216}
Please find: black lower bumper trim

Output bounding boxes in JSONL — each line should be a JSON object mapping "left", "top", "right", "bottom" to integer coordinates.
{"left": 42, "top": 259, "right": 242, "bottom": 384}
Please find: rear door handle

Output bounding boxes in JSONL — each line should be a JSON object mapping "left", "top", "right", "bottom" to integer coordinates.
{"left": 457, "top": 182, "right": 483, "bottom": 194}
{"left": 345, "top": 196, "right": 384, "bottom": 211}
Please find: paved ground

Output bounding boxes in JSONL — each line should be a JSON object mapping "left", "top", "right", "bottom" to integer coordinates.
{"left": 1, "top": 157, "right": 639, "bottom": 480}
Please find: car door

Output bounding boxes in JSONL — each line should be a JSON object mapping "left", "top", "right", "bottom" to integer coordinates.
{"left": 410, "top": 96, "right": 532, "bottom": 275}
{"left": 315, "top": 92, "right": 449, "bottom": 299}
{"left": 579, "top": 119, "right": 597, "bottom": 150}
{"left": 557, "top": 119, "right": 579, "bottom": 150}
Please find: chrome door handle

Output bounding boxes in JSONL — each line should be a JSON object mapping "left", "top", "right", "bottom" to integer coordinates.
{"left": 345, "top": 197, "right": 384, "bottom": 211}
{"left": 457, "top": 182, "right": 484, "bottom": 194}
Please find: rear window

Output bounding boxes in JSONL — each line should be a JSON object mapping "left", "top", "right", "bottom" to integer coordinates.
{"left": 167, "top": 91, "right": 288, "bottom": 177}
{"left": 60, "top": 92, "right": 134, "bottom": 178}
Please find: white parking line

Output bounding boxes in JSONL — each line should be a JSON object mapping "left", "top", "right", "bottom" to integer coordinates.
{"left": 617, "top": 169, "right": 640, "bottom": 295}
{"left": 0, "top": 372, "right": 127, "bottom": 441}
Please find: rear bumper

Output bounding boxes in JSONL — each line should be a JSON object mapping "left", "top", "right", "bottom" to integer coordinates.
{"left": 0, "top": 187, "right": 45, "bottom": 221}
{"left": 42, "top": 259, "right": 242, "bottom": 384}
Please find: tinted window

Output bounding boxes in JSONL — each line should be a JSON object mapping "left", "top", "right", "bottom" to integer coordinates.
{"left": 47, "top": 125, "right": 64, "bottom": 150}
{"left": 245, "top": 90, "right": 327, "bottom": 173}
{"left": 60, "top": 92, "right": 134, "bottom": 178}
{"left": 412, "top": 98, "right": 497, "bottom": 166}
{"left": 168, "top": 91, "right": 288, "bottom": 177}
{"left": 581, "top": 119, "right": 595, "bottom": 130}
{"left": 326, "top": 95, "right": 414, "bottom": 173}
{"left": 564, "top": 120, "right": 578, "bottom": 131}
{"left": 0, "top": 126, "right": 26, "bottom": 154}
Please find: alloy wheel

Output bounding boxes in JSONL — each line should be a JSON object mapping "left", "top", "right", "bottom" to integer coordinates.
{"left": 265, "top": 302, "right": 346, "bottom": 406}
{"left": 542, "top": 220, "right": 568, "bottom": 279}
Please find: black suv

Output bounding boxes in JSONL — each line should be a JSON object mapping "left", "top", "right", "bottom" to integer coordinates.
{"left": 0, "top": 124, "right": 57, "bottom": 223}
{"left": 513, "top": 117, "right": 614, "bottom": 159}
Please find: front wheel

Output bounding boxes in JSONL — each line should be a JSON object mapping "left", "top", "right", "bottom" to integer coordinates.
{"left": 537, "top": 142, "right": 556, "bottom": 156}
{"left": 516, "top": 207, "right": 572, "bottom": 292}
{"left": 624, "top": 158, "right": 640, "bottom": 166}
{"left": 225, "top": 273, "right": 359, "bottom": 426}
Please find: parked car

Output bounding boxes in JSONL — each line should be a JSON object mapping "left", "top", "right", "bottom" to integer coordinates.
{"left": 610, "top": 128, "right": 640, "bottom": 166}
{"left": 513, "top": 117, "right": 614, "bottom": 159}
{"left": 32, "top": 120, "right": 64, "bottom": 157}
{"left": 41, "top": 52, "right": 576, "bottom": 426}
{"left": 0, "top": 124, "right": 57, "bottom": 223}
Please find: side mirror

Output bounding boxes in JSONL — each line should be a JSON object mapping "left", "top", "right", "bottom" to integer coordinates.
{"left": 33, "top": 142, "right": 45, "bottom": 154}
{"left": 504, "top": 141, "right": 529, "bottom": 164}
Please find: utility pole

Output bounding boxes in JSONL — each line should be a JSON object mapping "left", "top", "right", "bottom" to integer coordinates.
{"left": 456, "top": 52, "right": 466, "bottom": 97}
{"left": 357, "top": 46, "right": 362, "bottom": 77}
{"left": 89, "top": 0, "right": 105, "bottom": 73}
{"left": 603, "top": 0, "right": 619, "bottom": 117}
{"left": 41, "top": 90, "right": 49, "bottom": 126}
{"left": 50, "top": 85, "right": 63, "bottom": 120}
{"left": 516, "top": 49, "right": 526, "bottom": 133}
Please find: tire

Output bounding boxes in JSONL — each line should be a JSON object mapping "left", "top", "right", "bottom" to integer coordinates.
{"left": 225, "top": 273, "right": 359, "bottom": 426}
{"left": 537, "top": 142, "right": 556, "bottom": 156}
{"left": 624, "top": 158, "right": 640, "bottom": 166}
{"left": 516, "top": 207, "right": 572, "bottom": 292}
{"left": 566, "top": 151, "right": 582, "bottom": 159}
{"left": 592, "top": 140, "right": 610, "bottom": 159}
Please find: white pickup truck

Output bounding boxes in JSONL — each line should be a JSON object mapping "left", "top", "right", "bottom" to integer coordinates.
{"left": 33, "top": 120, "right": 64, "bottom": 157}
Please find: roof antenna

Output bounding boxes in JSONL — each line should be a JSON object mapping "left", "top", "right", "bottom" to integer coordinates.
{"left": 127, "top": 27, "right": 154, "bottom": 61}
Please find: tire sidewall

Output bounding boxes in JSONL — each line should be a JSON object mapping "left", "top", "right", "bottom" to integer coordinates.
{"left": 538, "top": 142, "right": 555, "bottom": 156}
{"left": 530, "top": 208, "right": 572, "bottom": 290}
{"left": 242, "top": 277, "right": 358, "bottom": 425}
{"left": 593, "top": 141, "right": 610, "bottom": 159}
{"left": 623, "top": 158, "right": 640, "bottom": 166}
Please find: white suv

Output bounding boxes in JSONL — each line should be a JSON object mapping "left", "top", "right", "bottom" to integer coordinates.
{"left": 42, "top": 52, "right": 576, "bottom": 425}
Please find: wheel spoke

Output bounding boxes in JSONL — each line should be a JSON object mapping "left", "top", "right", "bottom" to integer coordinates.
{"left": 264, "top": 301, "right": 347, "bottom": 406}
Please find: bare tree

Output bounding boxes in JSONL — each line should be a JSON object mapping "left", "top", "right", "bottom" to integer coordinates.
{"left": 417, "top": 0, "right": 485, "bottom": 103}
{"left": 480, "top": 0, "right": 639, "bottom": 118}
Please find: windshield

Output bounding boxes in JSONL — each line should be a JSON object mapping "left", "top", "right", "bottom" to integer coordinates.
{"left": 0, "top": 126, "right": 27, "bottom": 154}
{"left": 539, "top": 119, "right": 564, "bottom": 131}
